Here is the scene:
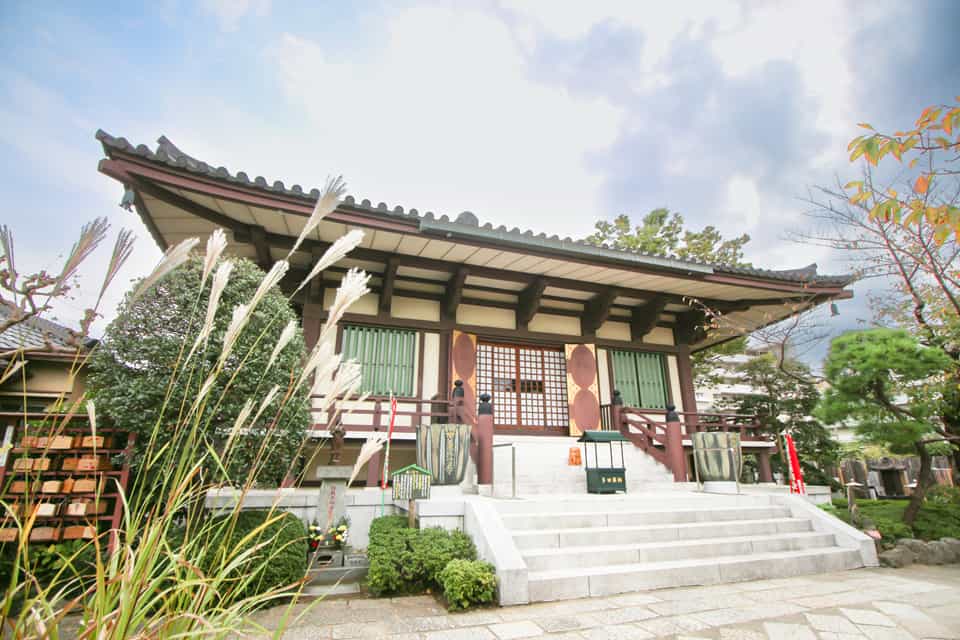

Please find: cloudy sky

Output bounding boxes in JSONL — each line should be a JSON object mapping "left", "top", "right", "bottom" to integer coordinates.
{"left": 1, "top": 1, "right": 957, "bottom": 363}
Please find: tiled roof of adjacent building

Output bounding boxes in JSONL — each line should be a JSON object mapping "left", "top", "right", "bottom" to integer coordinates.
{"left": 0, "top": 303, "right": 93, "bottom": 352}
{"left": 97, "top": 130, "right": 855, "bottom": 287}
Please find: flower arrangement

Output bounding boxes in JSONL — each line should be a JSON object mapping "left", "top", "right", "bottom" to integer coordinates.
{"left": 309, "top": 517, "right": 349, "bottom": 551}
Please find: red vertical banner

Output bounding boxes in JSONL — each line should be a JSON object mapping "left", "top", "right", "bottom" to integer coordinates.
{"left": 381, "top": 395, "right": 399, "bottom": 489}
{"left": 784, "top": 433, "right": 806, "bottom": 495}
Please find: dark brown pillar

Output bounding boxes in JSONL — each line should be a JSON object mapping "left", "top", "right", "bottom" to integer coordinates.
{"left": 675, "top": 345, "right": 698, "bottom": 435}
{"left": 665, "top": 405, "right": 688, "bottom": 482}
{"left": 757, "top": 449, "right": 774, "bottom": 483}
{"left": 302, "top": 301, "right": 324, "bottom": 351}
{"left": 476, "top": 393, "right": 494, "bottom": 485}
{"left": 366, "top": 450, "right": 382, "bottom": 488}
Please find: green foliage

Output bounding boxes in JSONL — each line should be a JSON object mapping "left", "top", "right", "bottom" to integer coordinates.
{"left": 439, "top": 559, "right": 497, "bottom": 611}
{"left": 926, "top": 484, "right": 960, "bottom": 505}
{"left": 0, "top": 540, "right": 96, "bottom": 612}
{"left": 183, "top": 510, "right": 308, "bottom": 605}
{"left": 817, "top": 329, "right": 953, "bottom": 454}
{"left": 88, "top": 256, "right": 309, "bottom": 486}
{"left": 718, "top": 351, "right": 840, "bottom": 475}
{"left": 913, "top": 502, "right": 960, "bottom": 540}
{"left": 366, "top": 517, "right": 477, "bottom": 597}
{"left": 829, "top": 498, "right": 960, "bottom": 543}
{"left": 585, "top": 209, "right": 751, "bottom": 267}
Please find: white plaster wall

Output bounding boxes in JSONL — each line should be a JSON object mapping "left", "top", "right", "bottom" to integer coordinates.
{"left": 325, "top": 288, "right": 379, "bottom": 315}
{"left": 392, "top": 296, "right": 440, "bottom": 322}
{"left": 597, "top": 348, "right": 611, "bottom": 404}
{"left": 597, "top": 321, "right": 630, "bottom": 341}
{"left": 645, "top": 327, "right": 675, "bottom": 345}
{"left": 528, "top": 313, "right": 580, "bottom": 335}
{"left": 422, "top": 332, "right": 440, "bottom": 400}
{"left": 457, "top": 304, "right": 516, "bottom": 329}
{"left": 666, "top": 355, "right": 684, "bottom": 412}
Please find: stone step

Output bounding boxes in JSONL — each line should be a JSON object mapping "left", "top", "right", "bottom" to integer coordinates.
{"left": 502, "top": 505, "right": 792, "bottom": 530}
{"left": 493, "top": 493, "right": 774, "bottom": 514}
{"left": 521, "top": 531, "right": 837, "bottom": 571}
{"left": 512, "top": 517, "right": 812, "bottom": 550}
{"left": 527, "top": 546, "right": 863, "bottom": 602}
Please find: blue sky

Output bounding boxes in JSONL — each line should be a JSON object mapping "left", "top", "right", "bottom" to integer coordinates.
{"left": 1, "top": 1, "right": 958, "bottom": 364}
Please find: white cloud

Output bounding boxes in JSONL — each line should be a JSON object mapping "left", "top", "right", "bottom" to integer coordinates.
{"left": 201, "top": 0, "right": 271, "bottom": 32}
{"left": 262, "top": 6, "right": 623, "bottom": 239}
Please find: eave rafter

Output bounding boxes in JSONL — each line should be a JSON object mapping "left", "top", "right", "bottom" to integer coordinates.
{"left": 516, "top": 277, "right": 546, "bottom": 330}
{"left": 120, "top": 174, "right": 847, "bottom": 336}
{"left": 630, "top": 295, "right": 669, "bottom": 342}
{"left": 675, "top": 309, "right": 709, "bottom": 345}
{"left": 581, "top": 288, "right": 618, "bottom": 337}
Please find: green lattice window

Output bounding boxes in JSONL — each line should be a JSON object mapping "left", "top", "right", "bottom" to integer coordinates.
{"left": 610, "top": 350, "right": 668, "bottom": 409}
{"left": 341, "top": 325, "right": 416, "bottom": 396}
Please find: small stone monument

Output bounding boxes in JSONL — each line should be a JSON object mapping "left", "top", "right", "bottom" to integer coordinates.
{"left": 315, "top": 465, "right": 352, "bottom": 530}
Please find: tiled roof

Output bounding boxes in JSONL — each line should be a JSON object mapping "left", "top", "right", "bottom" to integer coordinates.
{"left": 0, "top": 303, "right": 92, "bottom": 352}
{"left": 97, "top": 130, "right": 855, "bottom": 288}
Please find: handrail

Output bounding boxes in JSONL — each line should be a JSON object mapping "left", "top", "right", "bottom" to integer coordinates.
{"left": 491, "top": 443, "right": 517, "bottom": 498}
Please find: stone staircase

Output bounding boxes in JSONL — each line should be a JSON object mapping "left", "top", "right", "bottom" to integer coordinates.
{"left": 494, "top": 493, "right": 864, "bottom": 602}
{"left": 490, "top": 435, "right": 674, "bottom": 496}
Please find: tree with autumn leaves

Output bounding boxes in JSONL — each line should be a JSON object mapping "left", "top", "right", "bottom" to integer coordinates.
{"left": 845, "top": 98, "right": 960, "bottom": 243}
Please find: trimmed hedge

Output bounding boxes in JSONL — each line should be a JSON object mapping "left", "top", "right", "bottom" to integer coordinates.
{"left": 439, "top": 559, "right": 497, "bottom": 611}
{"left": 173, "top": 509, "right": 308, "bottom": 604}
{"left": 366, "top": 516, "right": 476, "bottom": 597}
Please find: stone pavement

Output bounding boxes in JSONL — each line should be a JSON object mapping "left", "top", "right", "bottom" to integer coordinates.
{"left": 255, "top": 565, "right": 960, "bottom": 639}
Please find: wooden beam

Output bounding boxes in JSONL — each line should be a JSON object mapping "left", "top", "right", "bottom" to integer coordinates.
{"left": 250, "top": 225, "right": 272, "bottom": 270}
{"left": 378, "top": 257, "right": 398, "bottom": 313}
{"left": 630, "top": 295, "right": 669, "bottom": 342}
{"left": 581, "top": 288, "right": 618, "bottom": 337}
{"left": 442, "top": 267, "right": 468, "bottom": 321}
{"left": 516, "top": 277, "right": 546, "bottom": 330}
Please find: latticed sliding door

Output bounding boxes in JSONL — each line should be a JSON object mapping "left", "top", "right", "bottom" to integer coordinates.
{"left": 610, "top": 350, "right": 669, "bottom": 409}
{"left": 476, "top": 342, "right": 569, "bottom": 433}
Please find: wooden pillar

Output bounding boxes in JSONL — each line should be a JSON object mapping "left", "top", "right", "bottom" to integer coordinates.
{"left": 675, "top": 345, "right": 698, "bottom": 435}
{"left": 476, "top": 393, "right": 494, "bottom": 486}
{"left": 757, "top": 449, "right": 774, "bottom": 483}
{"left": 366, "top": 450, "right": 382, "bottom": 488}
{"left": 665, "top": 404, "right": 688, "bottom": 482}
{"left": 302, "top": 301, "right": 324, "bottom": 351}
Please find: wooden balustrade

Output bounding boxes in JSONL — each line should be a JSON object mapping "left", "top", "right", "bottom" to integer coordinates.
{"left": 309, "top": 395, "right": 456, "bottom": 434}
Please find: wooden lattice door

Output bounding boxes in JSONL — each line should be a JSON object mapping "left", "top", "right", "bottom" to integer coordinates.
{"left": 476, "top": 342, "right": 569, "bottom": 434}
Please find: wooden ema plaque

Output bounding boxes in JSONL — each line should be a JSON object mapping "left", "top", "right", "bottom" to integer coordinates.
{"left": 0, "top": 423, "right": 135, "bottom": 553}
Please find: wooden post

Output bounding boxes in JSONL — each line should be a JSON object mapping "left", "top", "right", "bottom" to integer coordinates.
{"left": 675, "top": 346, "right": 698, "bottom": 436}
{"left": 665, "top": 404, "right": 687, "bottom": 482}
{"left": 476, "top": 393, "right": 494, "bottom": 486}
{"left": 756, "top": 449, "right": 774, "bottom": 483}
{"left": 611, "top": 389, "right": 624, "bottom": 434}
{"left": 408, "top": 498, "right": 416, "bottom": 528}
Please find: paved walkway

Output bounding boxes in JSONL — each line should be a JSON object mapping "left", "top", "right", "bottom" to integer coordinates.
{"left": 256, "top": 566, "right": 960, "bottom": 639}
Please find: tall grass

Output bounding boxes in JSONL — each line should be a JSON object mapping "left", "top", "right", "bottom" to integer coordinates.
{"left": 1, "top": 181, "right": 370, "bottom": 638}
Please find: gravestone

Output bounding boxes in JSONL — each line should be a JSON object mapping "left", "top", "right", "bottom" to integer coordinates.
{"left": 315, "top": 465, "right": 352, "bottom": 529}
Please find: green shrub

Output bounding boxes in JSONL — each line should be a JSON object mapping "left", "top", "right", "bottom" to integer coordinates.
{"left": 181, "top": 510, "right": 308, "bottom": 604}
{"left": 0, "top": 540, "right": 97, "bottom": 613}
{"left": 439, "top": 559, "right": 497, "bottom": 611}
{"left": 926, "top": 485, "right": 960, "bottom": 506}
{"left": 912, "top": 502, "right": 960, "bottom": 540}
{"left": 368, "top": 515, "right": 409, "bottom": 543}
{"left": 871, "top": 517, "right": 914, "bottom": 544}
{"left": 366, "top": 517, "right": 476, "bottom": 597}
